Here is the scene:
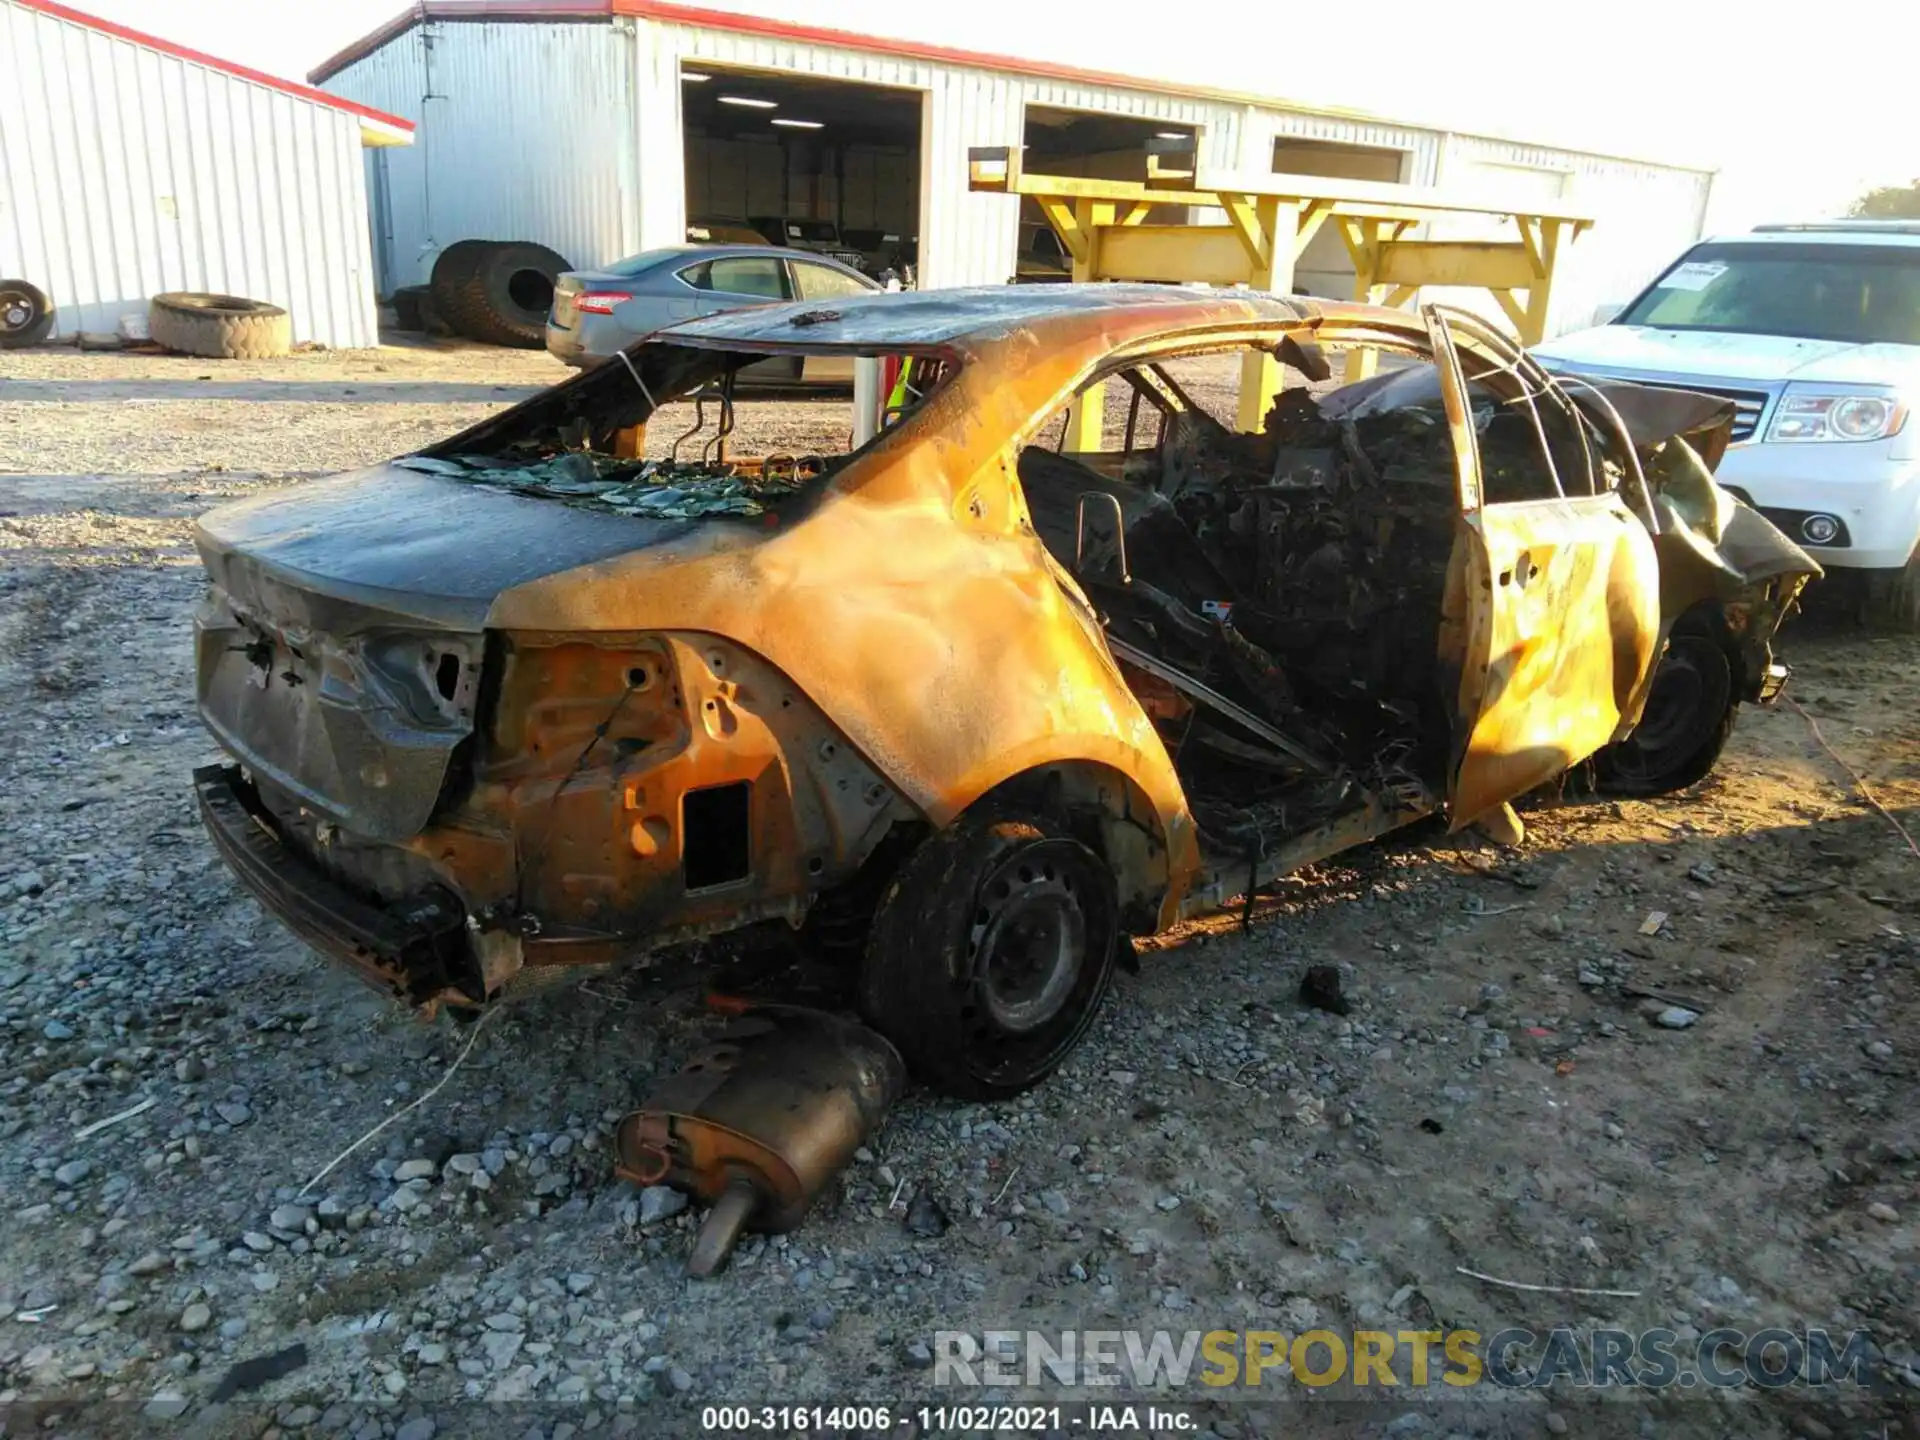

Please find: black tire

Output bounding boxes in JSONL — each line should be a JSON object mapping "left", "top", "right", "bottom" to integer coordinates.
{"left": 0, "top": 279, "right": 55, "bottom": 349}
{"left": 445, "top": 241, "right": 570, "bottom": 348}
{"left": 1591, "top": 624, "right": 1736, "bottom": 797}
{"left": 427, "top": 240, "right": 492, "bottom": 321}
{"left": 148, "top": 292, "right": 291, "bottom": 360}
{"left": 1864, "top": 546, "right": 1920, "bottom": 632}
{"left": 859, "top": 811, "right": 1119, "bottom": 1100}
{"left": 798, "top": 825, "right": 924, "bottom": 968}
{"left": 390, "top": 284, "right": 432, "bottom": 332}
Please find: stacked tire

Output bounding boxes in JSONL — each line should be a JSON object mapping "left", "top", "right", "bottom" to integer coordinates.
{"left": 428, "top": 240, "right": 570, "bottom": 349}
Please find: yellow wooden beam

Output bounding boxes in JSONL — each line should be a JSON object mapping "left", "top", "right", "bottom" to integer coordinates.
{"left": 1097, "top": 226, "right": 1255, "bottom": 287}
{"left": 1037, "top": 196, "right": 1089, "bottom": 267}
{"left": 1345, "top": 217, "right": 1390, "bottom": 380}
{"left": 1375, "top": 240, "right": 1538, "bottom": 291}
{"left": 1515, "top": 218, "right": 1565, "bottom": 344}
{"left": 1219, "top": 192, "right": 1272, "bottom": 271}
{"left": 1516, "top": 217, "right": 1547, "bottom": 279}
{"left": 1491, "top": 290, "right": 1530, "bottom": 332}
{"left": 1335, "top": 215, "right": 1369, "bottom": 274}
{"left": 992, "top": 171, "right": 1201, "bottom": 205}
{"left": 1062, "top": 197, "right": 1113, "bottom": 452}
{"left": 1236, "top": 200, "right": 1297, "bottom": 433}
{"left": 1193, "top": 166, "right": 1598, "bottom": 225}
{"left": 968, "top": 154, "right": 1600, "bottom": 233}
{"left": 992, "top": 160, "right": 1588, "bottom": 422}
{"left": 1293, "top": 198, "right": 1335, "bottom": 259}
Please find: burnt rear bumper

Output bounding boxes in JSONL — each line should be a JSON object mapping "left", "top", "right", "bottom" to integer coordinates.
{"left": 194, "top": 763, "right": 471, "bottom": 1003}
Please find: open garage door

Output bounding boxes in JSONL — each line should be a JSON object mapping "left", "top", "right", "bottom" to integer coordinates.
{"left": 682, "top": 65, "right": 923, "bottom": 284}
{"left": 1017, "top": 107, "right": 1197, "bottom": 282}
{"left": 1271, "top": 138, "right": 1411, "bottom": 300}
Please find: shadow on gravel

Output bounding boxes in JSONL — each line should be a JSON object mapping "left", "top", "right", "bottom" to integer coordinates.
{"left": 0, "top": 380, "right": 547, "bottom": 404}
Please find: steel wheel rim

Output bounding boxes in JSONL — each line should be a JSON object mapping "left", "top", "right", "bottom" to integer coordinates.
{"left": 0, "top": 292, "right": 32, "bottom": 332}
{"left": 973, "top": 862, "right": 1086, "bottom": 1034}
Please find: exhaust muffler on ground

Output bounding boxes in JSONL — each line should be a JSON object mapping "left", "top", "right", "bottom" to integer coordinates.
{"left": 613, "top": 1005, "right": 906, "bottom": 1277}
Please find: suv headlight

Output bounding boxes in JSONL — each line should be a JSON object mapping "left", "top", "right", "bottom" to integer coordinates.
{"left": 1767, "top": 389, "right": 1908, "bottom": 443}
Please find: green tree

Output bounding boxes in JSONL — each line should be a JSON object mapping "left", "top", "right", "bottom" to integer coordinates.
{"left": 1849, "top": 179, "right": 1920, "bottom": 218}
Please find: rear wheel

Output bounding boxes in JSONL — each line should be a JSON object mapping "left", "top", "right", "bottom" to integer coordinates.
{"left": 859, "top": 812, "right": 1119, "bottom": 1100}
{"left": 1591, "top": 625, "right": 1735, "bottom": 797}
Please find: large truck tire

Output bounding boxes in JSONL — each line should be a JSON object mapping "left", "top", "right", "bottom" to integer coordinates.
{"left": 427, "top": 240, "right": 492, "bottom": 323}
{"left": 0, "top": 279, "right": 56, "bottom": 349}
{"left": 445, "top": 241, "right": 571, "bottom": 348}
{"left": 148, "top": 292, "right": 292, "bottom": 360}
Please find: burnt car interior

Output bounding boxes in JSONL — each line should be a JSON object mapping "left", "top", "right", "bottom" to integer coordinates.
{"left": 1017, "top": 331, "right": 1624, "bottom": 863}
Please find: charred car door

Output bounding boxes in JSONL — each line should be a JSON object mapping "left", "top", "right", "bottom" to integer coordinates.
{"left": 1425, "top": 306, "right": 1663, "bottom": 829}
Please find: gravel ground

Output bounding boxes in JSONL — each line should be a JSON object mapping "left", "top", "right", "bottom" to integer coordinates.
{"left": 1, "top": 337, "right": 1916, "bottom": 1440}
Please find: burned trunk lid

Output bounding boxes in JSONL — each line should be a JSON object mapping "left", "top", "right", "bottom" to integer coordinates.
{"left": 194, "top": 463, "right": 703, "bottom": 841}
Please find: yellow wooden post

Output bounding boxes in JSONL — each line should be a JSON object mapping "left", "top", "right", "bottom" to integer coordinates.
{"left": 1342, "top": 217, "right": 1386, "bottom": 380}
{"left": 1234, "top": 197, "right": 1293, "bottom": 432}
{"left": 1514, "top": 217, "right": 1564, "bottom": 345}
{"left": 966, "top": 155, "right": 1593, "bottom": 412}
{"left": 1063, "top": 198, "right": 1117, "bottom": 452}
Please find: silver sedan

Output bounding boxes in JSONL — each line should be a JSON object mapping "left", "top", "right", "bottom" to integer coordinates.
{"left": 546, "top": 243, "right": 881, "bottom": 384}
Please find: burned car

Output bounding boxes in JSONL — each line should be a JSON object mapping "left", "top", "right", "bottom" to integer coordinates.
{"left": 192, "top": 287, "right": 1817, "bottom": 1099}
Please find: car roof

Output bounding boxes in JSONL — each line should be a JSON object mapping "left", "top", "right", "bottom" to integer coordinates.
{"left": 1707, "top": 223, "right": 1920, "bottom": 248}
{"left": 654, "top": 283, "right": 1310, "bottom": 350}
{"left": 576, "top": 244, "right": 874, "bottom": 279}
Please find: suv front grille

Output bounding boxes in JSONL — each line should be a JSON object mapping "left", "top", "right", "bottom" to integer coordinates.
{"left": 1597, "top": 376, "right": 1771, "bottom": 442}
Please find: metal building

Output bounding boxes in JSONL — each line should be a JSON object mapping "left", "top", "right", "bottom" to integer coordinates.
{"left": 0, "top": 0, "right": 414, "bottom": 349}
{"left": 315, "top": 0, "right": 1714, "bottom": 340}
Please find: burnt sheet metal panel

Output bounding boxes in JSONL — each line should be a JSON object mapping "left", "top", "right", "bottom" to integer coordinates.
{"left": 0, "top": 0, "right": 384, "bottom": 347}
{"left": 323, "top": 19, "right": 638, "bottom": 292}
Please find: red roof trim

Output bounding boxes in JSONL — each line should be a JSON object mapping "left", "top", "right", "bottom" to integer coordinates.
{"left": 301, "top": 0, "right": 1714, "bottom": 173}
{"left": 311, "top": 0, "right": 614, "bottom": 82}
{"left": 13, "top": 0, "right": 415, "bottom": 136}
{"left": 308, "top": 0, "right": 1291, "bottom": 112}
{"left": 614, "top": 0, "right": 1278, "bottom": 108}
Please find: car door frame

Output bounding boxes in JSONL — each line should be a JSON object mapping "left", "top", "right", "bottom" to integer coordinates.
{"left": 1423, "top": 303, "right": 1664, "bottom": 829}
{"left": 686, "top": 253, "right": 802, "bottom": 382}
{"left": 785, "top": 258, "right": 874, "bottom": 385}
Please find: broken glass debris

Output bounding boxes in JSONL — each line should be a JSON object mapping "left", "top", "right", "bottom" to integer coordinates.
{"left": 392, "top": 450, "right": 810, "bottom": 520}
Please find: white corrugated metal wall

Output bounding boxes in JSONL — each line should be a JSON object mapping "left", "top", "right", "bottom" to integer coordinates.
{"left": 315, "top": 14, "right": 1716, "bottom": 335}
{"left": 324, "top": 19, "right": 637, "bottom": 291}
{"left": 0, "top": 0, "right": 380, "bottom": 347}
{"left": 633, "top": 20, "right": 1254, "bottom": 288}
{"left": 1425, "top": 134, "right": 1715, "bottom": 338}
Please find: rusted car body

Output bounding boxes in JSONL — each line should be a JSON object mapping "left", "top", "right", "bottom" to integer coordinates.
{"left": 192, "top": 286, "right": 1816, "bottom": 1097}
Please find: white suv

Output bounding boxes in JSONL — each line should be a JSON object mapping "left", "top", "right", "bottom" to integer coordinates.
{"left": 1534, "top": 221, "right": 1920, "bottom": 624}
